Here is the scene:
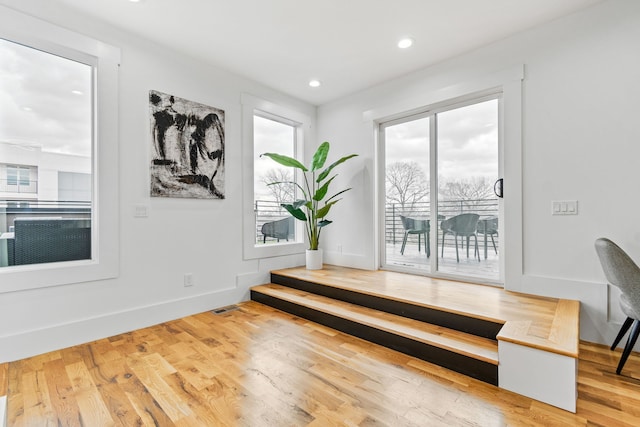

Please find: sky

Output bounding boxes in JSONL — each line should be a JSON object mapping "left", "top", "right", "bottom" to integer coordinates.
{"left": 385, "top": 98, "right": 499, "bottom": 186}
{"left": 254, "top": 115, "right": 295, "bottom": 199}
{"left": 0, "top": 38, "right": 92, "bottom": 156}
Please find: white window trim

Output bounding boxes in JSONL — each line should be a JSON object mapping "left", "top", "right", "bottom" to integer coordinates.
{"left": 241, "top": 93, "right": 308, "bottom": 260}
{"left": 0, "top": 6, "right": 120, "bottom": 292}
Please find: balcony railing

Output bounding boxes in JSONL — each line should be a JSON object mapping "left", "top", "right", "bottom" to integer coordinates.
{"left": 0, "top": 199, "right": 91, "bottom": 232}
{"left": 385, "top": 198, "right": 499, "bottom": 244}
{"left": 254, "top": 199, "right": 292, "bottom": 244}
{"left": 254, "top": 198, "right": 499, "bottom": 247}
{"left": 0, "top": 179, "right": 38, "bottom": 194}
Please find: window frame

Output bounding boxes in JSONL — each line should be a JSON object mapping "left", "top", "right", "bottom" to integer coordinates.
{"left": 241, "top": 94, "right": 308, "bottom": 260}
{"left": 0, "top": 6, "right": 120, "bottom": 292}
{"left": 6, "top": 165, "right": 32, "bottom": 187}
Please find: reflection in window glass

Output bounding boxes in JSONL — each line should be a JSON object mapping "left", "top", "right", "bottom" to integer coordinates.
{"left": 253, "top": 114, "right": 297, "bottom": 246}
{"left": 0, "top": 38, "right": 93, "bottom": 267}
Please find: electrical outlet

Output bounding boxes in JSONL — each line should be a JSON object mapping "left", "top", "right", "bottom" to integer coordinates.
{"left": 184, "top": 273, "right": 194, "bottom": 287}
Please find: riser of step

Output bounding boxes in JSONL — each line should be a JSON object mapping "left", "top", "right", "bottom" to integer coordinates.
{"left": 251, "top": 284, "right": 499, "bottom": 385}
{"left": 271, "top": 272, "right": 503, "bottom": 340}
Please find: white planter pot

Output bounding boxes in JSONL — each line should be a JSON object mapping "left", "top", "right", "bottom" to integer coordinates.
{"left": 305, "top": 249, "right": 323, "bottom": 270}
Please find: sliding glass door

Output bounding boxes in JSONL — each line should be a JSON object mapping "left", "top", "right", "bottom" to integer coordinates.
{"left": 381, "top": 95, "right": 501, "bottom": 284}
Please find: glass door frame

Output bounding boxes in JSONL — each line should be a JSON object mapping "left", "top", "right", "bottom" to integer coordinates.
{"left": 378, "top": 90, "right": 504, "bottom": 286}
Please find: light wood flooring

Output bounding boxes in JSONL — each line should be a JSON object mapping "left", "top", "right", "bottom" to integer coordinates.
{"left": 5, "top": 301, "right": 640, "bottom": 426}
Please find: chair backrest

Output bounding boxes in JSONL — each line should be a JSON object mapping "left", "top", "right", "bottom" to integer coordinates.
{"left": 261, "top": 217, "right": 293, "bottom": 239}
{"left": 400, "top": 215, "right": 428, "bottom": 232}
{"left": 441, "top": 213, "right": 479, "bottom": 235}
{"left": 595, "top": 238, "right": 640, "bottom": 312}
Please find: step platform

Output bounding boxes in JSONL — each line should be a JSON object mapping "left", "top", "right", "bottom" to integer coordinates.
{"left": 250, "top": 265, "right": 580, "bottom": 412}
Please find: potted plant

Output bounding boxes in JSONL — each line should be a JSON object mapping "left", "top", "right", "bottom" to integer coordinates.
{"left": 261, "top": 141, "right": 358, "bottom": 269}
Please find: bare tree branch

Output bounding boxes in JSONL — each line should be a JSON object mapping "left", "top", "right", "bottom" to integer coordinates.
{"left": 261, "top": 168, "right": 295, "bottom": 205}
{"left": 385, "top": 161, "right": 429, "bottom": 213}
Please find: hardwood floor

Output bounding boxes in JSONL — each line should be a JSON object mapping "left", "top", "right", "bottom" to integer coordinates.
{"left": 6, "top": 301, "right": 640, "bottom": 426}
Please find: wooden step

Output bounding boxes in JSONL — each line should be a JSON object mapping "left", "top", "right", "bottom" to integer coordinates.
{"left": 251, "top": 283, "right": 499, "bottom": 385}
{"left": 270, "top": 269, "right": 504, "bottom": 340}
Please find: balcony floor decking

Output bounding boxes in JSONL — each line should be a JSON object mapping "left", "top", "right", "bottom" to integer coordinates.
{"left": 385, "top": 241, "right": 500, "bottom": 282}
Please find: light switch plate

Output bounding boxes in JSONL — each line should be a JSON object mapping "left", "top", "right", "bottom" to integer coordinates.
{"left": 134, "top": 204, "right": 149, "bottom": 218}
{"left": 552, "top": 200, "right": 578, "bottom": 215}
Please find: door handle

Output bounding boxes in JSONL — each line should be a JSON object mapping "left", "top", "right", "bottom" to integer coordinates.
{"left": 494, "top": 178, "right": 503, "bottom": 198}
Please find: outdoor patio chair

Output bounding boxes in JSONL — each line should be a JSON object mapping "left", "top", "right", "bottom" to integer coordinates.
{"left": 595, "top": 237, "right": 640, "bottom": 374}
{"left": 261, "top": 217, "right": 294, "bottom": 243}
{"left": 399, "top": 215, "right": 430, "bottom": 257}
{"left": 477, "top": 216, "right": 498, "bottom": 255}
{"left": 440, "top": 213, "right": 480, "bottom": 262}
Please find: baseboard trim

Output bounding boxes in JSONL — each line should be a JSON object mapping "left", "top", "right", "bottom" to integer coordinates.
{"left": 0, "top": 286, "right": 239, "bottom": 363}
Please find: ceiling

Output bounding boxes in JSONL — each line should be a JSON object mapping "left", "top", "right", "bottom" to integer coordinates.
{"left": 49, "top": 0, "right": 603, "bottom": 105}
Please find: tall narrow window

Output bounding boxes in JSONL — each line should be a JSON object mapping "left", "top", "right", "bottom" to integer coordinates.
{"left": 0, "top": 6, "right": 119, "bottom": 292}
{"left": 253, "top": 113, "right": 298, "bottom": 246}
{"left": 0, "top": 37, "right": 93, "bottom": 267}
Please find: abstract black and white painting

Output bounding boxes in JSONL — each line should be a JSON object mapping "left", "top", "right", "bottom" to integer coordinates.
{"left": 149, "top": 90, "right": 225, "bottom": 199}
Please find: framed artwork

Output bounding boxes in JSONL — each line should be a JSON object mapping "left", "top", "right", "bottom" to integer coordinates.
{"left": 149, "top": 90, "right": 225, "bottom": 199}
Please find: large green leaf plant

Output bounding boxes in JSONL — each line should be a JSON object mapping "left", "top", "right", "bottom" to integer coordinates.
{"left": 261, "top": 141, "right": 358, "bottom": 250}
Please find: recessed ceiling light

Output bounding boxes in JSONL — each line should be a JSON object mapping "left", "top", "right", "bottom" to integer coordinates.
{"left": 309, "top": 79, "right": 321, "bottom": 88}
{"left": 22, "top": 106, "right": 32, "bottom": 112}
{"left": 71, "top": 90, "right": 83, "bottom": 95}
{"left": 398, "top": 38, "right": 414, "bottom": 49}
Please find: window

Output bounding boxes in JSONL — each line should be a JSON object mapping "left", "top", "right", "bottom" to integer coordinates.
{"left": 7, "top": 166, "right": 31, "bottom": 187}
{"left": 0, "top": 6, "right": 120, "bottom": 291}
{"left": 58, "top": 172, "right": 91, "bottom": 202}
{"left": 241, "top": 94, "right": 310, "bottom": 260}
{"left": 2, "top": 164, "right": 37, "bottom": 194}
{"left": 253, "top": 113, "right": 298, "bottom": 246}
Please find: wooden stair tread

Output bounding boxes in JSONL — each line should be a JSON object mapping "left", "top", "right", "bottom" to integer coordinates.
{"left": 252, "top": 283, "right": 499, "bottom": 365}
{"left": 271, "top": 266, "right": 580, "bottom": 358}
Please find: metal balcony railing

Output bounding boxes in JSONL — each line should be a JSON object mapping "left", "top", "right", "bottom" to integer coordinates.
{"left": 254, "top": 199, "right": 293, "bottom": 244}
{"left": 0, "top": 179, "right": 38, "bottom": 194}
{"left": 254, "top": 198, "right": 499, "bottom": 247}
{"left": 0, "top": 199, "right": 92, "bottom": 232}
{"left": 385, "top": 198, "right": 499, "bottom": 245}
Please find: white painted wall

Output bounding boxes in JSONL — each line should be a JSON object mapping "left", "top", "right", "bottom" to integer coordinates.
{"left": 0, "top": 1, "right": 313, "bottom": 362}
{"left": 317, "top": 0, "right": 640, "bottom": 345}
